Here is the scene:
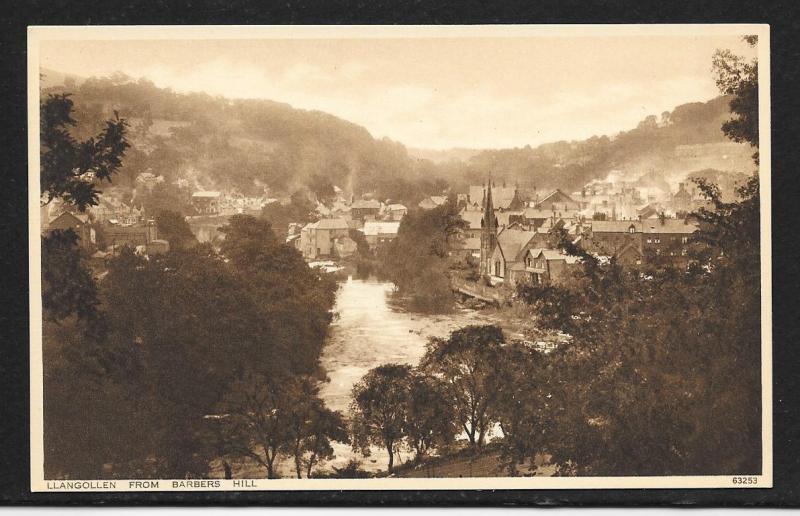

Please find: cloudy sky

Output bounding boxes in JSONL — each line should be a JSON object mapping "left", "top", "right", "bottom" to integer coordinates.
{"left": 39, "top": 33, "right": 755, "bottom": 150}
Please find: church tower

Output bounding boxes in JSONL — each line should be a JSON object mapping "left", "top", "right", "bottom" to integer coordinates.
{"left": 480, "top": 181, "right": 498, "bottom": 276}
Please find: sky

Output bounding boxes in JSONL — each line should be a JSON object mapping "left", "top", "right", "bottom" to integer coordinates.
{"left": 39, "top": 34, "right": 756, "bottom": 150}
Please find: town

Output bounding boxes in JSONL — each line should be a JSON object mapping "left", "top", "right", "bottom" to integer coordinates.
{"left": 41, "top": 169, "right": 710, "bottom": 300}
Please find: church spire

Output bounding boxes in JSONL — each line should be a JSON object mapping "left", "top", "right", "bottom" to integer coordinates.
{"left": 480, "top": 179, "right": 498, "bottom": 277}
{"left": 484, "top": 180, "right": 495, "bottom": 229}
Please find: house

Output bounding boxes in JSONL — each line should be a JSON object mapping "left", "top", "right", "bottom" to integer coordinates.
{"left": 486, "top": 228, "right": 537, "bottom": 285}
{"left": 104, "top": 219, "right": 159, "bottom": 251}
{"left": 385, "top": 203, "right": 408, "bottom": 221}
{"left": 519, "top": 248, "right": 581, "bottom": 285}
{"left": 535, "top": 189, "right": 581, "bottom": 212}
{"left": 417, "top": 196, "right": 447, "bottom": 210}
{"left": 641, "top": 218, "right": 699, "bottom": 262}
{"left": 350, "top": 199, "right": 382, "bottom": 221}
{"left": 88, "top": 196, "right": 143, "bottom": 225}
{"left": 362, "top": 221, "right": 401, "bottom": 251}
{"left": 637, "top": 203, "right": 663, "bottom": 220}
{"left": 135, "top": 171, "right": 164, "bottom": 191}
{"left": 459, "top": 209, "right": 484, "bottom": 239}
{"left": 192, "top": 191, "right": 222, "bottom": 215}
{"left": 300, "top": 218, "right": 351, "bottom": 259}
{"left": 509, "top": 208, "right": 557, "bottom": 230}
{"left": 672, "top": 182, "right": 693, "bottom": 212}
{"left": 586, "top": 219, "right": 643, "bottom": 261}
{"left": 467, "top": 184, "right": 526, "bottom": 211}
{"left": 48, "top": 212, "right": 96, "bottom": 250}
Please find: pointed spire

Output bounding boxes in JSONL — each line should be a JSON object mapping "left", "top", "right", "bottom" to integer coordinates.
{"left": 484, "top": 178, "right": 495, "bottom": 231}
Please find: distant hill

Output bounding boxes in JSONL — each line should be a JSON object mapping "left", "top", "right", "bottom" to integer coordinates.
{"left": 40, "top": 70, "right": 447, "bottom": 205}
{"left": 407, "top": 147, "right": 484, "bottom": 164}
{"left": 451, "top": 95, "right": 756, "bottom": 194}
{"left": 40, "top": 69, "right": 755, "bottom": 205}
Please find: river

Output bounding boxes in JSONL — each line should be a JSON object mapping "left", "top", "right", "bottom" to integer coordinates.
{"left": 316, "top": 275, "right": 498, "bottom": 472}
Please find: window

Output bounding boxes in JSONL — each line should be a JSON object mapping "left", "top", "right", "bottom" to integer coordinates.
{"left": 646, "top": 238, "right": 652, "bottom": 244}
{"left": 654, "top": 238, "right": 661, "bottom": 244}
{"left": 494, "top": 261, "right": 501, "bottom": 276}
{"left": 682, "top": 236, "right": 689, "bottom": 244}
{"left": 629, "top": 226, "right": 635, "bottom": 233}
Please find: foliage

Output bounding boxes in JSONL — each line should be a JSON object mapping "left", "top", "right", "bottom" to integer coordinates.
{"left": 260, "top": 191, "right": 317, "bottom": 239}
{"left": 40, "top": 93, "right": 129, "bottom": 211}
{"left": 420, "top": 325, "right": 505, "bottom": 448}
{"left": 490, "top": 341, "right": 550, "bottom": 476}
{"left": 215, "top": 372, "right": 291, "bottom": 478}
{"left": 138, "top": 182, "right": 193, "bottom": 218}
{"left": 380, "top": 200, "right": 467, "bottom": 313}
{"left": 41, "top": 229, "right": 99, "bottom": 323}
{"left": 308, "top": 173, "right": 336, "bottom": 206}
{"left": 404, "top": 372, "right": 459, "bottom": 461}
{"left": 510, "top": 176, "right": 761, "bottom": 476}
{"left": 350, "top": 364, "right": 414, "bottom": 473}
{"left": 219, "top": 215, "right": 338, "bottom": 374}
{"left": 712, "top": 36, "right": 759, "bottom": 162}
{"left": 155, "top": 209, "right": 197, "bottom": 251}
{"left": 280, "top": 376, "right": 349, "bottom": 478}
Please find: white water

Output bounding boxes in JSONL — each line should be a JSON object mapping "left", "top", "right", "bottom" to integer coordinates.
{"left": 316, "top": 276, "right": 496, "bottom": 472}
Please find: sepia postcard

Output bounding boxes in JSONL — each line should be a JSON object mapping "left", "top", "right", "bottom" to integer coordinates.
{"left": 27, "top": 24, "right": 772, "bottom": 494}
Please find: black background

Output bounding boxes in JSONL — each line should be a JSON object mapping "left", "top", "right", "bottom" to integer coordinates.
{"left": 1, "top": 0, "right": 799, "bottom": 506}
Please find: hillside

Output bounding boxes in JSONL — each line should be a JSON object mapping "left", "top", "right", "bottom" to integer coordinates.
{"left": 454, "top": 95, "right": 755, "bottom": 194}
{"left": 40, "top": 69, "right": 755, "bottom": 207}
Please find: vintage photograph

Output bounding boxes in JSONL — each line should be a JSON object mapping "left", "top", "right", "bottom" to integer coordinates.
{"left": 28, "top": 25, "right": 771, "bottom": 491}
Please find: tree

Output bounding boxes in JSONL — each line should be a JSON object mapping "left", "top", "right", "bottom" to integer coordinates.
{"left": 217, "top": 372, "right": 292, "bottom": 478}
{"left": 138, "top": 182, "right": 192, "bottom": 218}
{"left": 155, "top": 209, "right": 197, "bottom": 251}
{"left": 219, "top": 215, "right": 338, "bottom": 374}
{"left": 281, "top": 377, "right": 349, "bottom": 478}
{"left": 301, "top": 405, "right": 349, "bottom": 478}
{"left": 350, "top": 364, "right": 413, "bottom": 474}
{"left": 41, "top": 229, "right": 99, "bottom": 323}
{"left": 308, "top": 173, "right": 337, "bottom": 206}
{"left": 40, "top": 93, "right": 129, "bottom": 211}
{"left": 380, "top": 199, "right": 467, "bottom": 313}
{"left": 712, "top": 35, "right": 759, "bottom": 162}
{"left": 420, "top": 325, "right": 505, "bottom": 448}
{"left": 260, "top": 190, "right": 317, "bottom": 239}
{"left": 491, "top": 341, "right": 550, "bottom": 476}
{"left": 404, "top": 372, "right": 459, "bottom": 462}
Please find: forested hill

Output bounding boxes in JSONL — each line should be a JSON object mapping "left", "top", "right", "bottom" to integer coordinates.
{"left": 41, "top": 70, "right": 442, "bottom": 203}
{"left": 41, "top": 69, "right": 753, "bottom": 204}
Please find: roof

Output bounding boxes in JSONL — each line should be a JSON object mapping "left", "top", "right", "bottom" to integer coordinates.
{"left": 468, "top": 185, "right": 520, "bottom": 209}
{"left": 387, "top": 203, "right": 407, "bottom": 211}
{"left": 642, "top": 219, "right": 699, "bottom": 234}
{"left": 495, "top": 210, "right": 522, "bottom": 228}
{"left": 306, "top": 218, "right": 350, "bottom": 230}
{"left": 522, "top": 208, "right": 555, "bottom": 219}
{"left": 362, "top": 221, "right": 400, "bottom": 236}
{"left": 192, "top": 191, "right": 221, "bottom": 198}
{"left": 527, "top": 248, "right": 582, "bottom": 264}
{"left": 591, "top": 220, "right": 642, "bottom": 233}
{"left": 51, "top": 211, "right": 89, "bottom": 225}
{"left": 418, "top": 196, "right": 447, "bottom": 209}
{"left": 460, "top": 209, "right": 484, "bottom": 230}
{"left": 496, "top": 228, "right": 536, "bottom": 262}
{"left": 538, "top": 189, "right": 577, "bottom": 205}
{"left": 351, "top": 199, "right": 381, "bottom": 209}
